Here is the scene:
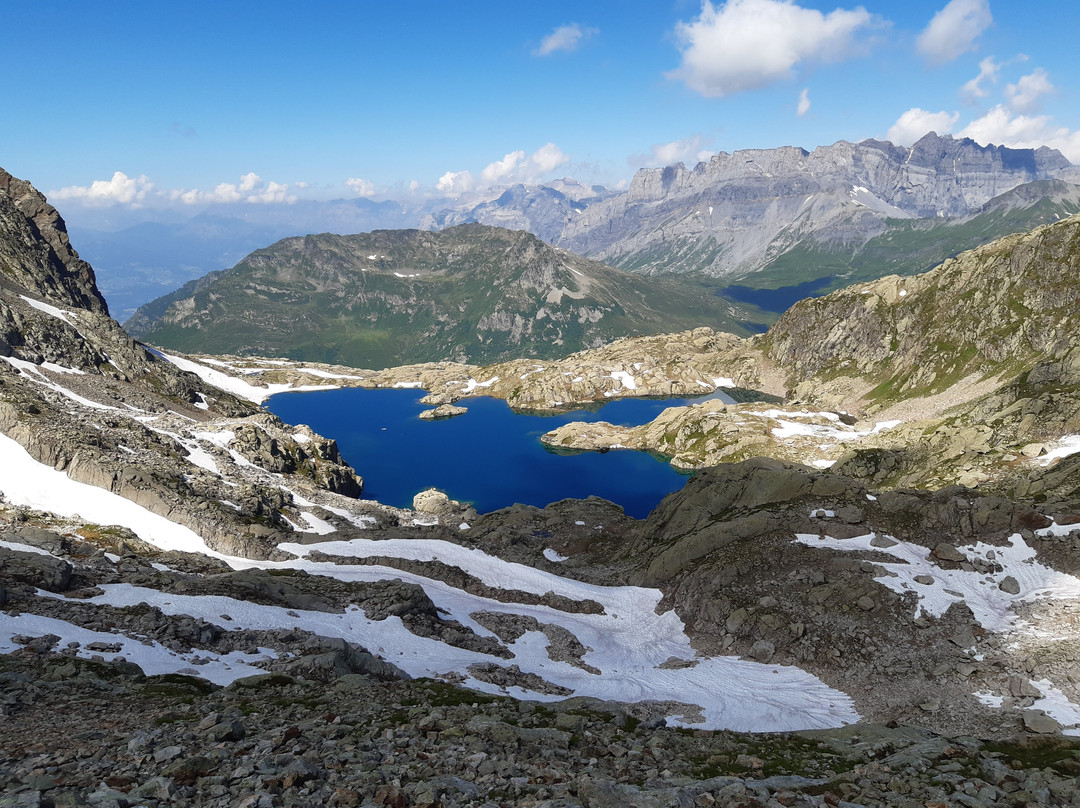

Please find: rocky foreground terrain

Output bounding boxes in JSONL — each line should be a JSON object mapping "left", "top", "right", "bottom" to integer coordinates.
{"left": 4, "top": 166, "right": 1080, "bottom": 806}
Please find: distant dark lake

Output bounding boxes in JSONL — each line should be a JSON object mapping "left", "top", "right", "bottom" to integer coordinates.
{"left": 267, "top": 387, "right": 734, "bottom": 518}
{"left": 720, "top": 276, "right": 835, "bottom": 314}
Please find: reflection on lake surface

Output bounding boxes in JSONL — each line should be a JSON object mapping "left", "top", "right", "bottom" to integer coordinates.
{"left": 266, "top": 387, "right": 734, "bottom": 518}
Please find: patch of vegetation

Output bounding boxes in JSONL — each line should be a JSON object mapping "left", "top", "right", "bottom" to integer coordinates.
{"left": 137, "top": 673, "right": 219, "bottom": 701}
{"left": 404, "top": 679, "right": 505, "bottom": 707}
{"left": 983, "top": 737, "right": 1080, "bottom": 775}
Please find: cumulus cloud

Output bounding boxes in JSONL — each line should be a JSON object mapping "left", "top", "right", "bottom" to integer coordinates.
{"left": 529, "top": 143, "right": 571, "bottom": 175}
{"left": 632, "top": 135, "right": 715, "bottom": 167}
{"left": 960, "top": 105, "right": 1080, "bottom": 162}
{"left": 172, "top": 173, "right": 298, "bottom": 205}
{"left": 1005, "top": 68, "right": 1054, "bottom": 114}
{"left": 667, "top": 0, "right": 875, "bottom": 98}
{"left": 477, "top": 143, "right": 571, "bottom": 186}
{"left": 886, "top": 108, "right": 960, "bottom": 145}
{"left": 51, "top": 171, "right": 153, "bottom": 206}
{"left": 797, "top": 87, "right": 811, "bottom": 116}
{"left": 480, "top": 151, "right": 527, "bottom": 186}
{"left": 962, "top": 56, "right": 1000, "bottom": 101}
{"left": 50, "top": 171, "right": 304, "bottom": 208}
{"left": 346, "top": 177, "right": 379, "bottom": 197}
{"left": 436, "top": 170, "right": 475, "bottom": 196}
{"left": 917, "top": 0, "right": 992, "bottom": 65}
{"left": 535, "top": 23, "right": 597, "bottom": 56}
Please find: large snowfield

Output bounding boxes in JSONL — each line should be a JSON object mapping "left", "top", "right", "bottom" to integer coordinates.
{"left": 0, "top": 429, "right": 858, "bottom": 732}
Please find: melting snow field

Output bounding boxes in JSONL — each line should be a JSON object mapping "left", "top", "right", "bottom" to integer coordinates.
{"left": 0, "top": 430, "right": 859, "bottom": 732}
{"left": 794, "top": 531, "right": 1080, "bottom": 631}
{"left": 0, "top": 610, "right": 274, "bottom": 686}
{"left": 796, "top": 529, "right": 1080, "bottom": 733}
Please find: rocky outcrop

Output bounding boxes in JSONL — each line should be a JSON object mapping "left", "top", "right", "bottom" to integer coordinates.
{"left": 175, "top": 326, "right": 774, "bottom": 413}
{"left": 0, "top": 167, "right": 108, "bottom": 315}
{"left": 418, "top": 403, "right": 467, "bottom": 420}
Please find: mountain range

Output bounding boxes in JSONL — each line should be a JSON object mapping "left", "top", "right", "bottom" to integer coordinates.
{"left": 5, "top": 164, "right": 1080, "bottom": 805}
{"left": 453, "top": 133, "right": 1080, "bottom": 298}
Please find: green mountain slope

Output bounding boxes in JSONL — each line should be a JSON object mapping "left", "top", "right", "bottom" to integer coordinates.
{"left": 126, "top": 224, "right": 761, "bottom": 368}
{"left": 725, "top": 180, "right": 1080, "bottom": 299}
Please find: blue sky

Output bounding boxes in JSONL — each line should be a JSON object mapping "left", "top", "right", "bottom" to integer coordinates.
{"left": 2, "top": 0, "right": 1077, "bottom": 214}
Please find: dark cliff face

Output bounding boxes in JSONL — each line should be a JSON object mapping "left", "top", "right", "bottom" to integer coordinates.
{"left": 0, "top": 168, "right": 109, "bottom": 316}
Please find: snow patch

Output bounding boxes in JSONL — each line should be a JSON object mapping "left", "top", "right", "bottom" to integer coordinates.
{"left": 0, "top": 612, "right": 270, "bottom": 685}
{"left": 974, "top": 691, "right": 1004, "bottom": 708}
{"left": 19, "top": 295, "right": 78, "bottom": 325}
{"left": 296, "top": 367, "right": 364, "bottom": 380}
{"left": 795, "top": 532, "right": 1080, "bottom": 631}
{"left": 1032, "top": 679, "right": 1080, "bottom": 734}
{"left": 460, "top": 377, "right": 499, "bottom": 394}
{"left": 0, "top": 433, "right": 233, "bottom": 562}
{"left": 160, "top": 352, "right": 339, "bottom": 404}
{"left": 1039, "top": 435, "right": 1080, "bottom": 466}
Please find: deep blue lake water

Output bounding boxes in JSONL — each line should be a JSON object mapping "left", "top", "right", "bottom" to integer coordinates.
{"left": 719, "top": 276, "right": 835, "bottom": 314}
{"left": 267, "top": 387, "right": 733, "bottom": 518}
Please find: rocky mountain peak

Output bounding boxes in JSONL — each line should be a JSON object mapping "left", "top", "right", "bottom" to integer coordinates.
{"left": 0, "top": 167, "right": 108, "bottom": 315}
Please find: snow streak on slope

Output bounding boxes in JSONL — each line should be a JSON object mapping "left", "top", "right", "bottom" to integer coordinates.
{"left": 159, "top": 352, "right": 340, "bottom": 404}
{"left": 0, "top": 433, "right": 229, "bottom": 559}
{"left": 0, "top": 611, "right": 273, "bottom": 686}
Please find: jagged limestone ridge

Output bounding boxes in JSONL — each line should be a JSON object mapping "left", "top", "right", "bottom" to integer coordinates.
{"left": 557, "top": 133, "right": 1080, "bottom": 277}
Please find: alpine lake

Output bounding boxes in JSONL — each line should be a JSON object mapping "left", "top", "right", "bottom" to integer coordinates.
{"left": 267, "top": 387, "right": 736, "bottom": 519}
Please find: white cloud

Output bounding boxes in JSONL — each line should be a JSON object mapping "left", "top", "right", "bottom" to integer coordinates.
{"left": 962, "top": 56, "right": 1000, "bottom": 101}
{"left": 50, "top": 171, "right": 153, "bottom": 206}
{"left": 480, "top": 151, "right": 527, "bottom": 186}
{"left": 535, "top": 23, "right": 597, "bottom": 56}
{"left": 1005, "top": 68, "right": 1054, "bottom": 114}
{"left": 436, "top": 170, "right": 475, "bottom": 195}
{"left": 346, "top": 177, "right": 379, "bottom": 197}
{"left": 667, "top": 0, "right": 875, "bottom": 98}
{"left": 960, "top": 104, "right": 1080, "bottom": 162}
{"left": 633, "top": 135, "right": 714, "bottom": 167}
{"left": 887, "top": 108, "right": 960, "bottom": 145}
{"left": 917, "top": 0, "right": 992, "bottom": 65}
{"left": 529, "top": 143, "right": 571, "bottom": 175}
{"left": 797, "top": 87, "right": 811, "bottom": 116}
{"left": 172, "top": 173, "right": 298, "bottom": 205}
{"left": 477, "top": 144, "right": 571, "bottom": 187}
